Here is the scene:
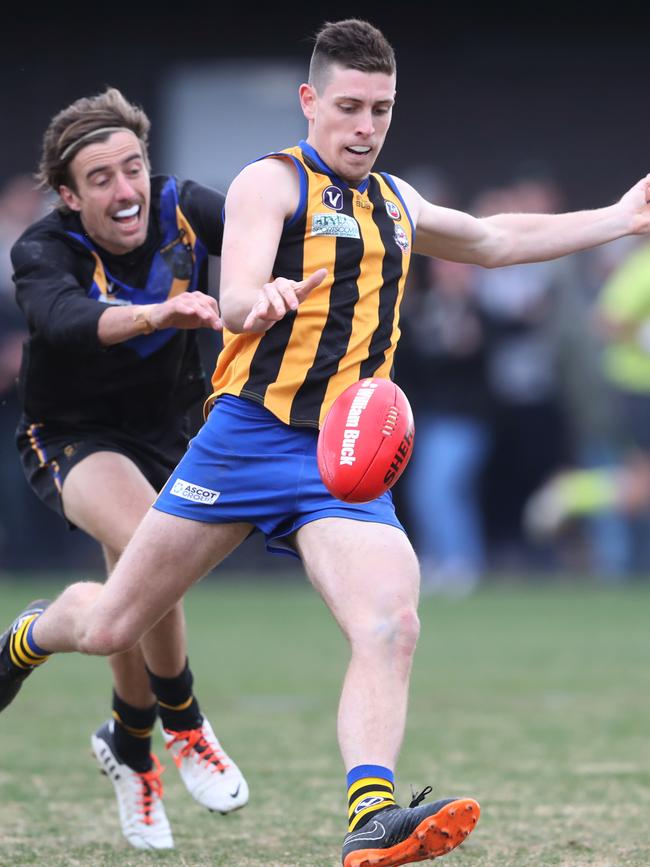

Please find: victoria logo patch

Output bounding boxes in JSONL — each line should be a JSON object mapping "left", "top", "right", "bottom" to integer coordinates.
{"left": 170, "top": 478, "right": 220, "bottom": 504}
{"left": 322, "top": 185, "right": 344, "bottom": 210}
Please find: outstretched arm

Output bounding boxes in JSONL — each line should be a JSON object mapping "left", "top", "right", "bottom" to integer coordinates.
{"left": 97, "top": 291, "right": 222, "bottom": 345}
{"left": 402, "top": 174, "right": 650, "bottom": 268}
{"left": 219, "top": 158, "right": 326, "bottom": 333}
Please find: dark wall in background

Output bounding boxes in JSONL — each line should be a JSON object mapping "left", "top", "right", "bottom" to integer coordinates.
{"left": 1, "top": 2, "right": 647, "bottom": 209}
{"left": 0, "top": 1, "right": 647, "bottom": 573}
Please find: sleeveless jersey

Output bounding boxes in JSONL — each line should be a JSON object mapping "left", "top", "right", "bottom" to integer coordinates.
{"left": 209, "top": 141, "right": 414, "bottom": 428}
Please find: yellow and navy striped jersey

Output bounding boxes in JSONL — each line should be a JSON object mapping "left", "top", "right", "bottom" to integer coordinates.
{"left": 210, "top": 141, "right": 414, "bottom": 428}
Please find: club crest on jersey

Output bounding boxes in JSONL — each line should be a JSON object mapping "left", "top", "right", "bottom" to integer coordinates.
{"left": 385, "top": 200, "right": 401, "bottom": 220}
{"left": 312, "top": 213, "right": 360, "bottom": 239}
{"left": 393, "top": 224, "right": 409, "bottom": 252}
{"left": 322, "top": 185, "right": 344, "bottom": 211}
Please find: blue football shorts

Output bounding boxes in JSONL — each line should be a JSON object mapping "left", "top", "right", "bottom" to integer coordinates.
{"left": 153, "top": 394, "right": 405, "bottom": 558}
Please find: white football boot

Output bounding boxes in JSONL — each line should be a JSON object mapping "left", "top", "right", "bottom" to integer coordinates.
{"left": 162, "top": 717, "right": 249, "bottom": 813}
{"left": 91, "top": 720, "right": 174, "bottom": 850}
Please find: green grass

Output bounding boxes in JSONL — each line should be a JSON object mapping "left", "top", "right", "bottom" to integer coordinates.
{"left": 1, "top": 575, "right": 650, "bottom": 866}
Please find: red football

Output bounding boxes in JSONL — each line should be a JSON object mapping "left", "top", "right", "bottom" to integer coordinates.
{"left": 317, "top": 377, "right": 415, "bottom": 503}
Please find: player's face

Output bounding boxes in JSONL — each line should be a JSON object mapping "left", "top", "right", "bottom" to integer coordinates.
{"left": 300, "top": 65, "right": 396, "bottom": 186}
{"left": 60, "top": 130, "right": 150, "bottom": 255}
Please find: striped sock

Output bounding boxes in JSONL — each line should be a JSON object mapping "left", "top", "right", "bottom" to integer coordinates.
{"left": 147, "top": 659, "right": 203, "bottom": 731}
{"left": 112, "top": 691, "right": 157, "bottom": 772}
{"left": 347, "top": 765, "right": 396, "bottom": 832}
{"left": 9, "top": 614, "right": 50, "bottom": 670}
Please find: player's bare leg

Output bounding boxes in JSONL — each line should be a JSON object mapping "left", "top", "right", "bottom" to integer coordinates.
{"left": 63, "top": 452, "right": 186, "bottom": 694}
{"left": 2, "top": 458, "right": 253, "bottom": 845}
{"left": 296, "top": 517, "right": 420, "bottom": 769}
{"left": 296, "top": 517, "right": 479, "bottom": 865}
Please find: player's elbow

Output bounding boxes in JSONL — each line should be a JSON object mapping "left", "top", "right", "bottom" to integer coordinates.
{"left": 220, "top": 311, "right": 247, "bottom": 333}
{"left": 472, "top": 241, "right": 514, "bottom": 269}
{"left": 471, "top": 223, "right": 517, "bottom": 269}
{"left": 219, "top": 294, "right": 248, "bottom": 333}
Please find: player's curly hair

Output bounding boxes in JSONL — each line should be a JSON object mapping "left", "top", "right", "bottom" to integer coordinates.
{"left": 309, "top": 19, "right": 396, "bottom": 91}
{"left": 37, "top": 87, "right": 150, "bottom": 204}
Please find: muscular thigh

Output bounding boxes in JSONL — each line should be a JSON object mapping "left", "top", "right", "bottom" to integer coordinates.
{"left": 62, "top": 451, "right": 157, "bottom": 552}
{"left": 90, "top": 509, "right": 252, "bottom": 642}
{"left": 295, "top": 518, "right": 420, "bottom": 634}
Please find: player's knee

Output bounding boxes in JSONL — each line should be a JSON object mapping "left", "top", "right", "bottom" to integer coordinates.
{"left": 75, "top": 596, "right": 139, "bottom": 656}
{"left": 78, "top": 620, "right": 137, "bottom": 656}
{"left": 351, "top": 605, "right": 420, "bottom": 659}
{"left": 392, "top": 606, "right": 420, "bottom": 657}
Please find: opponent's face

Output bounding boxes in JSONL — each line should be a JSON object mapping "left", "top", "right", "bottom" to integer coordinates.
{"left": 300, "top": 64, "right": 396, "bottom": 186}
{"left": 60, "top": 130, "right": 150, "bottom": 255}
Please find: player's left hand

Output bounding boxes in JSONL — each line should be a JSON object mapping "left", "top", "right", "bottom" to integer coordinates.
{"left": 619, "top": 173, "right": 650, "bottom": 234}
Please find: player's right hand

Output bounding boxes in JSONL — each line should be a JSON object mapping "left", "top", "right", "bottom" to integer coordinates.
{"left": 242, "top": 268, "right": 328, "bottom": 331}
{"left": 150, "top": 291, "right": 222, "bottom": 331}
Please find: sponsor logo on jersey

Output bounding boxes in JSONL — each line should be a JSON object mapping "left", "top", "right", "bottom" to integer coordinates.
{"left": 393, "top": 224, "right": 409, "bottom": 252}
{"left": 355, "top": 196, "right": 371, "bottom": 210}
{"left": 385, "top": 200, "right": 401, "bottom": 220}
{"left": 170, "top": 478, "right": 220, "bottom": 504}
{"left": 322, "top": 185, "right": 344, "bottom": 210}
{"left": 312, "top": 213, "right": 361, "bottom": 239}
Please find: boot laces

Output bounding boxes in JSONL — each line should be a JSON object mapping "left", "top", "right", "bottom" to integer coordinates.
{"left": 135, "top": 754, "right": 165, "bottom": 825}
{"left": 408, "top": 784, "right": 433, "bottom": 808}
{"left": 165, "top": 727, "right": 229, "bottom": 773}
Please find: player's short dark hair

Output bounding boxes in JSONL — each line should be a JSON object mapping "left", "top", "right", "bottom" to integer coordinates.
{"left": 308, "top": 19, "right": 396, "bottom": 91}
{"left": 37, "top": 87, "right": 151, "bottom": 200}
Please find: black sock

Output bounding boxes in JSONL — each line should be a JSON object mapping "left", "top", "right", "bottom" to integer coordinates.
{"left": 111, "top": 690, "right": 157, "bottom": 773}
{"left": 147, "top": 658, "right": 203, "bottom": 731}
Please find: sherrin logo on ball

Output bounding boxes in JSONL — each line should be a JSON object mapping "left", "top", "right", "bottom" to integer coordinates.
{"left": 317, "top": 378, "right": 415, "bottom": 503}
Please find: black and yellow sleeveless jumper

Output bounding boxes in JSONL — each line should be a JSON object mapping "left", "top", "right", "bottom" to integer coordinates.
{"left": 210, "top": 140, "right": 414, "bottom": 429}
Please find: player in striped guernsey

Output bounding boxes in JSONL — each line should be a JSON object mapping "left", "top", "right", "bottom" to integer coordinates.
{"left": 2, "top": 18, "right": 650, "bottom": 867}
{"left": 0, "top": 88, "right": 248, "bottom": 851}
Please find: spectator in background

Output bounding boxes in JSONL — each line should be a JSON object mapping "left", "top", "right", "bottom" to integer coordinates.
{"left": 398, "top": 255, "right": 493, "bottom": 596}
{"left": 472, "top": 176, "right": 578, "bottom": 573}
{"left": 525, "top": 236, "right": 650, "bottom": 575}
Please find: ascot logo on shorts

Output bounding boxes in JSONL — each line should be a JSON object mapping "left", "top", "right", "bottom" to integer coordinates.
{"left": 322, "top": 185, "right": 344, "bottom": 210}
{"left": 170, "top": 478, "right": 220, "bottom": 504}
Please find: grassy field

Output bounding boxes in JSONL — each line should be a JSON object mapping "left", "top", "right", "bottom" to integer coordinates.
{"left": 1, "top": 574, "right": 649, "bottom": 866}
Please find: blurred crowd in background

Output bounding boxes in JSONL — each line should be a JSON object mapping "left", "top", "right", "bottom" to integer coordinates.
{"left": 1, "top": 164, "right": 649, "bottom": 589}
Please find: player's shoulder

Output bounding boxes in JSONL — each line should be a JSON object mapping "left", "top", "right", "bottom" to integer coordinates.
{"left": 378, "top": 173, "right": 421, "bottom": 219}
{"left": 228, "top": 153, "right": 300, "bottom": 217}
{"left": 11, "top": 208, "right": 81, "bottom": 263}
{"left": 237, "top": 152, "right": 299, "bottom": 185}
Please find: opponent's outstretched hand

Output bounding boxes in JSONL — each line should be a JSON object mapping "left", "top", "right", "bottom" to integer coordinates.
{"left": 149, "top": 291, "right": 222, "bottom": 331}
{"left": 619, "top": 173, "right": 650, "bottom": 234}
{"left": 243, "top": 268, "right": 328, "bottom": 332}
